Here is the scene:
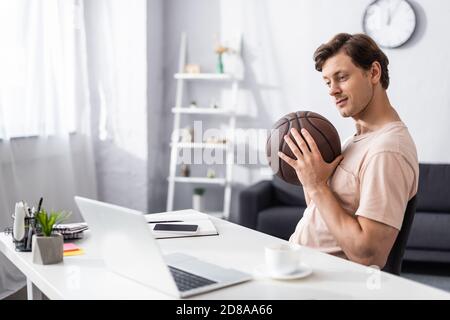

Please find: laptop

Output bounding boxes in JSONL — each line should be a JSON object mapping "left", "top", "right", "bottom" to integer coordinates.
{"left": 74, "top": 196, "right": 252, "bottom": 298}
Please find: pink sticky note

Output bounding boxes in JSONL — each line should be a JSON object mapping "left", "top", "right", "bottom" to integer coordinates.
{"left": 64, "top": 243, "right": 80, "bottom": 252}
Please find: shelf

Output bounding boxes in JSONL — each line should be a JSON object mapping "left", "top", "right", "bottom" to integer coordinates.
{"left": 171, "top": 142, "right": 227, "bottom": 149}
{"left": 174, "top": 73, "right": 234, "bottom": 80}
{"left": 168, "top": 177, "right": 226, "bottom": 185}
{"left": 171, "top": 108, "right": 234, "bottom": 115}
{"left": 167, "top": 32, "right": 242, "bottom": 219}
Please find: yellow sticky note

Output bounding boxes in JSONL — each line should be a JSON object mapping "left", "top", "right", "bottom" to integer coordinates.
{"left": 64, "top": 248, "right": 85, "bottom": 256}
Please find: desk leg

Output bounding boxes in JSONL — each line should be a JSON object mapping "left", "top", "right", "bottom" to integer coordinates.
{"left": 26, "top": 278, "right": 43, "bottom": 300}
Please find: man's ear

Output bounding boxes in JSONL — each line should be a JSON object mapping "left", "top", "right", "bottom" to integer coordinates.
{"left": 370, "top": 61, "right": 382, "bottom": 85}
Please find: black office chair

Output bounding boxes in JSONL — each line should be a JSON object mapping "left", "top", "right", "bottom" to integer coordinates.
{"left": 382, "top": 195, "right": 417, "bottom": 275}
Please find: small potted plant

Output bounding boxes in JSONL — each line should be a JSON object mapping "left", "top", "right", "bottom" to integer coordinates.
{"left": 32, "top": 209, "right": 71, "bottom": 265}
{"left": 192, "top": 188, "right": 205, "bottom": 212}
{"left": 214, "top": 45, "right": 229, "bottom": 74}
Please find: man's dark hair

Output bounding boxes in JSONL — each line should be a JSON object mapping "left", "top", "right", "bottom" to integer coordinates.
{"left": 313, "top": 33, "right": 390, "bottom": 89}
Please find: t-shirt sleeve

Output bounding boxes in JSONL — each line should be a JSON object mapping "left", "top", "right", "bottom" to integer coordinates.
{"left": 355, "top": 152, "right": 416, "bottom": 230}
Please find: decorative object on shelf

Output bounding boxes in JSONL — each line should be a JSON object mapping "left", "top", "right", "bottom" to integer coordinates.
{"left": 362, "top": 0, "right": 417, "bottom": 48}
{"left": 206, "top": 168, "right": 216, "bottom": 179}
{"left": 189, "top": 101, "right": 198, "bottom": 108}
{"left": 180, "top": 164, "right": 191, "bottom": 177}
{"left": 215, "top": 44, "right": 229, "bottom": 74}
{"left": 180, "top": 127, "right": 194, "bottom": 143}
{"left": 32, "top": 208, "right": 71, "bottom": 265}
{"left": 192, "top": 188, "right": 205, "bottom": 212}
{"left": 209, "top": 99, "right": 220, "bottom": 109}
{"left": 184, "top": 64, "right": 201, "bottom": 74}
{"left": 214, "top": 33, "right": 234, "bottom": 74}
{"left": 213, "top": 33, "right": 243, "bottom": 78}
{"left": 204, "top": 136, "right": 227, "bottom": 144}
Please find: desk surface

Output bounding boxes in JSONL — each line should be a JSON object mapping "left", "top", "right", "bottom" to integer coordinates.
{"left": 1, "top": 217, "right": 449, "bottom": 300}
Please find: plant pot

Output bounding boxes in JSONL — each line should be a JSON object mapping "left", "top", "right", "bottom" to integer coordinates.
{"left": 192, "top": 194, "right": 204, "bottom": 212}
{"left": 32, "top": 233, "right": 64, "bottom": 265}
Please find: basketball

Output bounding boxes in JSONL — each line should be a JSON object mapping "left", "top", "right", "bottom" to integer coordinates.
{"left": 266, "top": 111, "right": 341, "bottom": 185}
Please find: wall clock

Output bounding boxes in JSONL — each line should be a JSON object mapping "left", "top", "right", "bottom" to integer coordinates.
{"left": 362, "top": 0, "right": 417, "bottom": 48}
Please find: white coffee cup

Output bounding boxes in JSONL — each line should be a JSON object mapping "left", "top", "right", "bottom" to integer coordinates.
{"left": 265, "top": 243, "right": 301, "bottom": 276}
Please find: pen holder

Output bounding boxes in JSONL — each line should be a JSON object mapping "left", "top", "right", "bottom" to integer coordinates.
{"left": 11, "top": 216, "right": 37, "bottom": 252}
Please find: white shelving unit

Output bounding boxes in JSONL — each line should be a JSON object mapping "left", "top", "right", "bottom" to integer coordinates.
{"left": 174, "top": 73, "right": 233, "bottom": 80}
{"left": 166, "top": 32, "right": 240, "bottom": 219}
{"left": 170, "top": 142, "right": 228, "bottom": 149}
{"left": 171, "top": 108, "right": 234, "bottom": 115}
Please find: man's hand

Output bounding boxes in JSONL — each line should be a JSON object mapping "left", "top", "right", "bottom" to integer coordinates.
{"left": 278, "top": 128, "right": 343, "bottom": 194}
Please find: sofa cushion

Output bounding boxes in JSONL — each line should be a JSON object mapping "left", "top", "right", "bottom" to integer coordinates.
{"left": 416, "top": 163, "right": 450, "bottom": 212}
{"left": 272, "top": 176, "right": 306, "bottom": 207}
{"left": 257, "top": 206, "right": 305, "bottom": 240}
{"left": 407, "top": 212, "right": 450, "bottom": 250}
{"left": 404, "top": 249, "right": 450, "bottom": 264}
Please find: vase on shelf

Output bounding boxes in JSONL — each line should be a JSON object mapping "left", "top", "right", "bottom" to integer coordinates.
{"left": 216, "top": 53, "right": 224, "bottom": 74}
{"left": 192, "top": 188, "right": 205, "bottom": 212}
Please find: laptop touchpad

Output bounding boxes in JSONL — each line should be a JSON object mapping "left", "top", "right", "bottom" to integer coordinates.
{"left": 165, "top": 253, "right": 247, "bottom": 282}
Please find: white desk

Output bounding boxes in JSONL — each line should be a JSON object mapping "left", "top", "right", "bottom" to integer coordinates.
{"left": 1, "top": 217, "right": 449, "bottom": 300}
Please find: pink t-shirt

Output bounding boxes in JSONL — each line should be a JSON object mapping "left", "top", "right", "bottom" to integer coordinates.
{"left": 289, "top": 121, "right": 419, "bottom": 259}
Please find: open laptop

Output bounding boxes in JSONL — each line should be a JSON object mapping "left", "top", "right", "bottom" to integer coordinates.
{"left": 74, "top": 196, "right": 252, "bottom": 298}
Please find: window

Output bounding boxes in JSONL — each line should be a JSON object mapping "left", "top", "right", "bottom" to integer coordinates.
{"left": 0, "top": 0, "right": 80, "bottom": 139}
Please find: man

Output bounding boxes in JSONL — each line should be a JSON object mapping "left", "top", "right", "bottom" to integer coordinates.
{"left": 278, "top": 33, "right": 419, "bottom": 268}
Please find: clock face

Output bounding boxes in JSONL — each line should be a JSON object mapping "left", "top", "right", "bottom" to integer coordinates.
{"left": 363, "top": 0, "right": 416, "bottom": 48}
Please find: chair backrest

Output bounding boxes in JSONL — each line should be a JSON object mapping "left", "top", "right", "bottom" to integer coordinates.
{"left": 382, "top": 195, "right": 417, "bottom": 275}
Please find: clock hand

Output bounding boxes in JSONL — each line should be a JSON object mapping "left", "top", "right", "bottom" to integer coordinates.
{"left": 388, "top": 0, "right": 402, "bottom": 25}
{"left": 387, "top": 0, "right": 394, "bottom": 25}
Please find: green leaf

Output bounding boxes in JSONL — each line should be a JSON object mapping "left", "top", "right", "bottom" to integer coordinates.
{"left": 35, "top": 208, "right": 71, "bottom": 237}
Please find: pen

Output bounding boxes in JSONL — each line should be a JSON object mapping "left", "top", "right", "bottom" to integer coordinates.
{"left": 147, "top": 220, "right": 183, "bottom": 224}
{"left": 37, "top": 197, "right": 43, "bottom": 214}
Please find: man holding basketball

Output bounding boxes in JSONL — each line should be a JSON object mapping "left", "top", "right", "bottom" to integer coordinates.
{"left": 278, "top": 33, "right": 419, "bottom": 268}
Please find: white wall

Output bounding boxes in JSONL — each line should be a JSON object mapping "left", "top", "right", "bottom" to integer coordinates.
{"left": 160, "top": 0, "right": 450, "bottom": 217}
{"left": 147, "top": 0, "right": 166, "bottom": 212}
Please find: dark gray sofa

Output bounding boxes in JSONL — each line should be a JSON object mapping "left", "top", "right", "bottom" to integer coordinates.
{"left": 237, "top": 163, "right": 450, "bottom": 264}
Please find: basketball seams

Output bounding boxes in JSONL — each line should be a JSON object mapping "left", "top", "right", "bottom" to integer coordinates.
{"left": 278, "top": 117, "right": 292, "bottom": 181}
{"left": 306, "top": 116, "right": 334, "bottom": 127}
{"left": 266, "top": 117, "right": 290, "bottom": 150}
{"left": 299, "top": 113, "right": 312, "bottom": 152}
{"left": 305, "top": 116, "right": 336, "bottom": 161}
{"left": 267, "top": 116, "right": 291, "bottom": 181}
{"left": 282, "top": 111, "right": 334, "bottom": 127}
{"left": 307, "top": 117, "right": 340, "bottom": 158}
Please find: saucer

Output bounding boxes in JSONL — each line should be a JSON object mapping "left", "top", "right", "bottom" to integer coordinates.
{"left": 254, "top": 264, "right": 312, "bottom": 280}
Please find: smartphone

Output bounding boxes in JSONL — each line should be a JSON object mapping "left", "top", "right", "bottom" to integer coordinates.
{"left": 153, "top": 223, "right": 198, "bottom": 233}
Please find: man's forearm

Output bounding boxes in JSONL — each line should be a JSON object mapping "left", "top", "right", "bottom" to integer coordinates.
{"left": 308, "top": 184, "right": 374, "bottom": 263}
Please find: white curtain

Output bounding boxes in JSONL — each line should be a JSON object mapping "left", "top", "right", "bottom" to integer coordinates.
{"left": 84, "top": 0, "right": 148, "bottom": 211}
{"left": 0, "top": 0, "right": 97, "bottom": 299}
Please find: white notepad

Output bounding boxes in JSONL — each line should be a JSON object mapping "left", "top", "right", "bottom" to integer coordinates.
{"left": 145, "top": 209, "right": 219, "bottom": 239}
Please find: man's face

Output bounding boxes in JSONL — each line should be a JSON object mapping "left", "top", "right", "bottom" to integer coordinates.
{"left": 322, "top": 51, "right": 374, "bottom": 118}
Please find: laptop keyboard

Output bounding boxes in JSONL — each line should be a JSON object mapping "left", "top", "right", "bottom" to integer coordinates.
{"left": 169, "top": 266, "right": 217, "bottom": 292}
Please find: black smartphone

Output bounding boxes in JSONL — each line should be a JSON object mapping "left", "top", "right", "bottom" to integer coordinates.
{"left": 153, "top": 223, "right": 198, "bottom": 233}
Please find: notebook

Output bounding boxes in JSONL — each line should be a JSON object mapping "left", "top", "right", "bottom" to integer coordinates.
{"left": 145, "top": 209, "right": 219, "bottom": 239}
